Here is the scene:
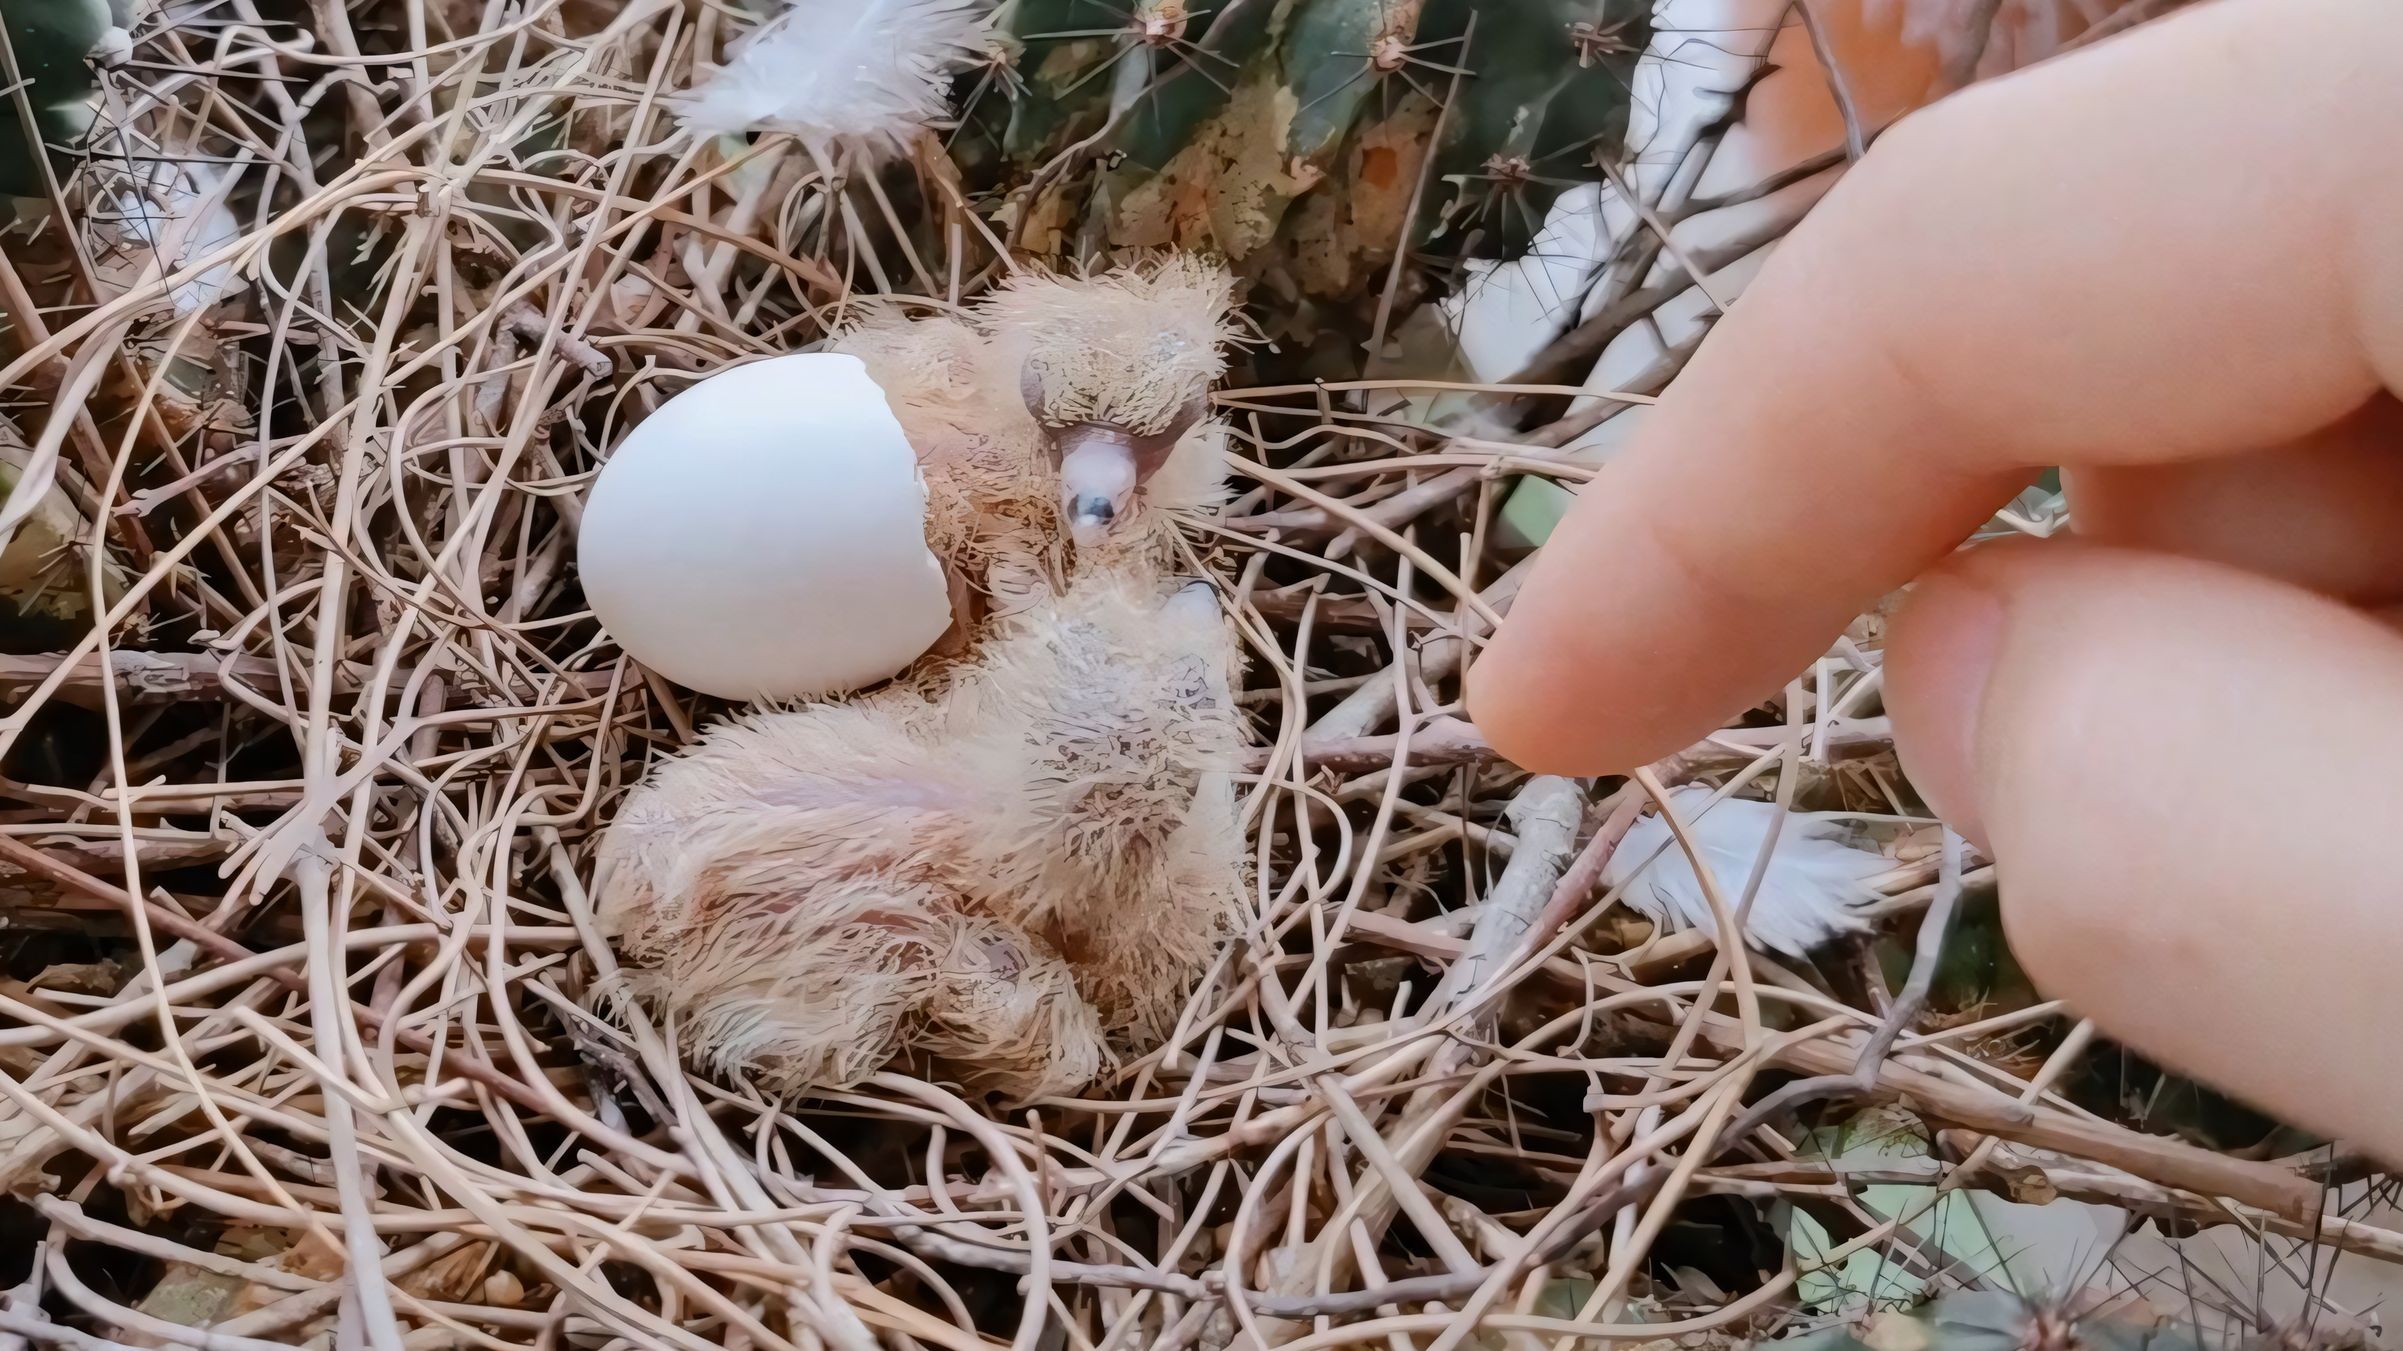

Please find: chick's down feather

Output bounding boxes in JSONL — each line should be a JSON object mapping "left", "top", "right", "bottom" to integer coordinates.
{"left": 595, "top": 570, "right": 1246, "bottom": 1100}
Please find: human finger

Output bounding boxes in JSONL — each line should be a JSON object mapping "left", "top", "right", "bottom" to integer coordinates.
{"left": 1885, "top": 541, "right": 2403, "bottom": 1161}
{"left": 1469, "top": 0, "right": 2403, "bottom": 774}
{"left": 2067, "top": 397, "right": 2403, "bottom": 603}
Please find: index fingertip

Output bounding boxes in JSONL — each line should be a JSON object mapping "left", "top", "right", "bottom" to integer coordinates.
{"left": 1465, "top": 501, "right": 1711, "bottom": 775}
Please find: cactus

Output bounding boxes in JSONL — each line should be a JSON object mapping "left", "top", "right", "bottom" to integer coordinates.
{"left": 0, "top": 0, "right": 119, "bottom": 198}
{"left": 958, "top": 0, "right": 1648, "bottom": 306}
{"left": 0, "top": 414, "right": 132, "bottom": 650}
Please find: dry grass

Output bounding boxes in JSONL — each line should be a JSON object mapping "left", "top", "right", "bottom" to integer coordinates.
{"left": 0, "top": 3, "right": 2392, "bottom": 1349}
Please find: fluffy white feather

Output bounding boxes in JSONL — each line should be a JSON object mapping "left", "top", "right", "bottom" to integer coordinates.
{"left": 1603, "top": 787, "right": 1891, "bottom": 958}
{"left": 682, "top": 0, "right": 990, "bottom": 152}
{"left": 106, "top": 161, "right": 242, "bottom": 316}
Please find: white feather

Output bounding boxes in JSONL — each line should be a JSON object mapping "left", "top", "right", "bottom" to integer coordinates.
{"left": 1602, "top": 788, "right": 1890, "bottom": 958}
{"left": 108, "top": 161, "right": 242, "bottom": 316}
{"left": 682, "top": 0, "right": 991, "bottom": 153}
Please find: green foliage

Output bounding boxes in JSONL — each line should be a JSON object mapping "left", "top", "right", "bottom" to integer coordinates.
{"left": 0, "top": 0, "right": 114, "bottom": 198}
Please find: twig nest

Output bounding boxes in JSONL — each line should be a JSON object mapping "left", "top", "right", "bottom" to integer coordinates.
{"left": 578, "top": 353, "right": 953, "bottom": 701}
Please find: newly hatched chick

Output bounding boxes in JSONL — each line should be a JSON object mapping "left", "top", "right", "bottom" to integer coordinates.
{"left": 594, "top": 569, "right": 1246, "bottom": 1100}
{"left": 831, "top": 256, "right": 1242, "bottom": 623}
{"left": 1603, "top": 787, "right": 1892, "bottom": 958}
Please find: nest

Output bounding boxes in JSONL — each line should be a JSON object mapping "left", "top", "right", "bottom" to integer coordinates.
{"left": 0, "top": 2, "right": 2388, "bottom": 1349}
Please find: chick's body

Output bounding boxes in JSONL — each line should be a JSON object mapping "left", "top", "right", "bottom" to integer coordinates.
{"left": 595, "top": 571, "right": 1245, "bottom": 1101}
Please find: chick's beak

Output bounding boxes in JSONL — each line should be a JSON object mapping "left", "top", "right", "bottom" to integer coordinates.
{"left": 1057, "top": 436, "right": 1140, "bottom": 549}
{"left": 1066, "top": 495, "right": 1119, "bottom": 549}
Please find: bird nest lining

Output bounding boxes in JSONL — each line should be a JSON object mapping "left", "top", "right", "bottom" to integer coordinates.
{"left": 0, "top": 4, "right": 2391, "bottom": 1351}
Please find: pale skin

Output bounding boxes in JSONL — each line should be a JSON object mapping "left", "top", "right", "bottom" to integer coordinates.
{"left": 1469, "top": 0, "right": 2403, "bottom": 1162}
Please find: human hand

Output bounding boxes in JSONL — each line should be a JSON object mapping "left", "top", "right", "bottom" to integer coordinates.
{"left": 1469, "top": 0, "right": 2403, "bottom": 1160}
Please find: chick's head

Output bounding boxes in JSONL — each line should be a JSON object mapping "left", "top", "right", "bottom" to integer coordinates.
{"left": 980, "top": 255, "right": 1240, "bottom": 548}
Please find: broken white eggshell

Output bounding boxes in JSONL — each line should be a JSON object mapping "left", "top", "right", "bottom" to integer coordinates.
{"left": 578, "top": 353, "right": 951, "bottom": 702}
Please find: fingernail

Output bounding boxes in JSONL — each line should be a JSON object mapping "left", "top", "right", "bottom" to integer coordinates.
{"left": 1886, "top": 565, "right": 2004, "bottom": 847}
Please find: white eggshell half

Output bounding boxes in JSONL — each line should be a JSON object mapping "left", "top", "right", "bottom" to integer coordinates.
{"left": 579, "top": 353, "right": 951, "bottom": 702}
